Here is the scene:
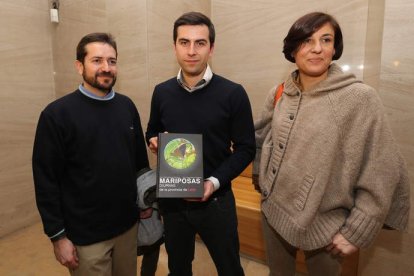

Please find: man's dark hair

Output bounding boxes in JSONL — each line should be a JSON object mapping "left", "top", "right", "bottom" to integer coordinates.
{"left": 283, "top": 12, "right": 343, "bottom": 63}
{"left": 76, "top": 32, "right": 117, "bottom": 63}
{"left": 173, "top": 12, "right": 215, "bottom": 46}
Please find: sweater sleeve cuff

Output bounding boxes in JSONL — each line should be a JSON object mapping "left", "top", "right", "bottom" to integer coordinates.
{"left": 340, "top": 207, "right": 382, "bottom": 248}
{"left": 206, "top": 176, "right": 220, "bottom": 191}
{"left": 384, "top": 196, "right": 410, "bottom": 230}
{"left": 50, "top": 229, "right": 66, "bottom": 242}
{"left": 384, "top": 168, "right": 410, "bottom": 231}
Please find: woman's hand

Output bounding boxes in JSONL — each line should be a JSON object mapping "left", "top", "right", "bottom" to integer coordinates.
{"left": 326, "top": 233, "right": 359, "bottom": 257}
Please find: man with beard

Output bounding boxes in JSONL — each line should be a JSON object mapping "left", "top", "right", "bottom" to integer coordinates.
{"left": 32, "top": 33, "right": 149, "bottom": 276}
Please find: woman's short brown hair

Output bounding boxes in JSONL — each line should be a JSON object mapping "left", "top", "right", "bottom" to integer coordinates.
{"left": 283, "top": 12, "right": 343, "bottom": 63}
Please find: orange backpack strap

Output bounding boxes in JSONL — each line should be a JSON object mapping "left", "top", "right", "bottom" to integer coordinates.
{"left": 273, "top": 82, "right": 284, "bottom": 107}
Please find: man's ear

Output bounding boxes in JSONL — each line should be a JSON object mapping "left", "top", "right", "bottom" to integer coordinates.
{"left": 209, "top": 43, "right": 215, "bottom": 57}
{"left": 75, "top": 60, "right": 84, "bottom": 76}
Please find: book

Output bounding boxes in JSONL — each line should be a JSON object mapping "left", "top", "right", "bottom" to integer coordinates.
{"left": 156, "top": 133, "right": 204, "bottom": 198}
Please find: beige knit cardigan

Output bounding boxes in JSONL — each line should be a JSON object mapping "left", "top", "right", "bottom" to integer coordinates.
{"left": 253, "top": 64, "right": 410, "bottom": 250}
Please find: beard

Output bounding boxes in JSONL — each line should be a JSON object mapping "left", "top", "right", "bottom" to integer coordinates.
{"left": 83, "top": 71, "right": 117, "bottom": 94}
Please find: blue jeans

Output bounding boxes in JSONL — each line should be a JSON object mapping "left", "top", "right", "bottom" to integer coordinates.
{"left": 160, "top": 189, "right": 244, "bottom": 276}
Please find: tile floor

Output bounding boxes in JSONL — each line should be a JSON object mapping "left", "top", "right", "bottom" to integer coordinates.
{"left": 0, "top": 222, "right": 271, "bottom": 276}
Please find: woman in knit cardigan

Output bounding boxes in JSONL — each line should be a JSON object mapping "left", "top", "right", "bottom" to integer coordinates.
{"left": 253, "top": 12, "right": 410, "bottom": 276}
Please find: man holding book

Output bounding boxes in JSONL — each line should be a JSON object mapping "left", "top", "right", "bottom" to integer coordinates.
{"left": 146, "top": 11, "right": 255, "bottom": 276}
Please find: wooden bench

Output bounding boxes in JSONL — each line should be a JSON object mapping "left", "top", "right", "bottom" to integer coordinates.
{"left": 232, "top": 164, "right": 358, "bottom": 275}
{"left": 232, "top": 166, "right": 266, "bottom": 261}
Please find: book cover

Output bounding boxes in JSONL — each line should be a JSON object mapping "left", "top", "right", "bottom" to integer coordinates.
{"left": 156, "top": 133, "right": 204, "bottom": 198}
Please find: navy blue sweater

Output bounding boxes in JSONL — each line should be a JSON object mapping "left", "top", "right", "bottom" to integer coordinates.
{"left": 146, "top": 74, "right": 255, "bottom": 193}
{"left": 32, "top": 90, "right": 149, "bottom": 245}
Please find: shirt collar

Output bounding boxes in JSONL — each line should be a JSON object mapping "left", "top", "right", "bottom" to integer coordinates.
{"left": 176, "top": 64, "right": 213, "bottom": 92}
{"left": 78, "top": 84, "right": 115, "bottom": 101}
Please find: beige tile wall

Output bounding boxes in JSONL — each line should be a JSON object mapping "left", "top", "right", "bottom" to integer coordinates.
{"left": 363, "top": 0, "right": 385, "bottom": 90}
{"left": 52, "top": 0, "right": 108, "bottom": 98}
{"left": 0, "top": 0, "right": 109, "bottom": 237}
{"left": 1, "top": 0, "right": 413, "bottom": 275}
{"left": 358, "top": 0, "right": 414, "bottom": 274}
{"left": 0, "top": 0, "right": 55, "bottom": 237}
{"left": 212, "top": 0, "right": 369, "bottom": 116}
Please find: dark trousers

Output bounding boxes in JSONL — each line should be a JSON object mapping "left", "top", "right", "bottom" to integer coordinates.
{"left": 160, "top": 189, "right": 244, "bottom": 276}
{"left": 139, "top": 246, "right": 160, "bottom": 276}
{"left": 137, "top": 237, "right": 164, "bottom": 276}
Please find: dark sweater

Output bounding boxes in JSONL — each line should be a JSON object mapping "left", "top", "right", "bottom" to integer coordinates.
{"left": 146, "top": 74, "right": 255, "bottom": 193}
{"left": 32, "top": 90, "right": 149, "bottom": 245}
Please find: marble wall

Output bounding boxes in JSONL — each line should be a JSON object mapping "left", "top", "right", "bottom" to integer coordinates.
{"left": 0, "top": 0, "right": 112, "bottom": 238}
{"left": 0, "top": 0, "right": 54, "bottom": 237}
{"left": 358, "top": 0, "right": 414, "bottom": 275}
{"left": 211, "top": 0, "right": 369, "bottom": 115}
{"left": 1, "top": 0, "right": 413, "bottom": 274}
{"left": 51, "top": 0, "right": 108, "bottom": 99}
